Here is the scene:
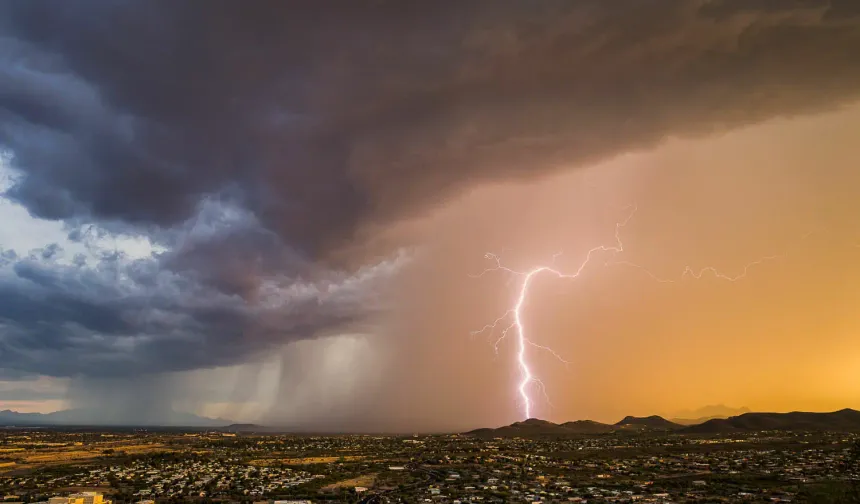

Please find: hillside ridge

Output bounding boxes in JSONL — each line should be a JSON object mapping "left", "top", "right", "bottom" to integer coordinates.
{"left": 466, "top": 409, "right": 860, "bottom": 437}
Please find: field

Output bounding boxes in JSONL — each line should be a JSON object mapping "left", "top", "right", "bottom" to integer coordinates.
{"left": 322, "top": 473, "right": 377, "bottom": 490}
{"left": 250, "top": 455, "right": 365, "bottom": 466}
{"left": 0, "top": 442, "right": 171, "bottom": 474}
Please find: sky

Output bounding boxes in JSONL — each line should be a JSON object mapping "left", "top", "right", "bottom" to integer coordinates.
{"left": 0, "top": 0, "right": 859, "bottom": 431}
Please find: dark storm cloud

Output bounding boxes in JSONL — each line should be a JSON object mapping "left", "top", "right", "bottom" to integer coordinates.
{"left": 2, "top": 0, "right": 859, "bottom": 255}
{"left": 0, "top": 0, "right": 859, "bottom": 379}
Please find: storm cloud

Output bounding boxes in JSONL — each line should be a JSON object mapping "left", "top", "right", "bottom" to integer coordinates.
{"left": 0, "top": 196, "right": 407, "bottom": 377}
{"left": 3, "top": 1, "right": 860, "bottom": 250}
{"left": 0, "top": 1, "right": 859, "bottom": 395}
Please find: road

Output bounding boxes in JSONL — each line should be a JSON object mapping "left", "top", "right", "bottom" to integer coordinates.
{"left": 358, "top": 464, "right": 445, "bottom": 504}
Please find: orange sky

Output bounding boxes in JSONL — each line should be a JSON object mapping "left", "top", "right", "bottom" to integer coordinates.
{"left": 356, "top": 102, "right": 860, "bottom": 431}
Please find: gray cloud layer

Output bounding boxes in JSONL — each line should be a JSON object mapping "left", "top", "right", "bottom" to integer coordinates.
{"left": 0, "top": 200, "right": 406, "bottom": 377}
{"left": 0, "top": 0, "right": 859, "bottom": 381}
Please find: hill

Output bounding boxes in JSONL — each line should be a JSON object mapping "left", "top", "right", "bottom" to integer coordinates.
{"left": 683, "top": 408, "right": 860, "bottom": 434}
{"left": 466, "top": 418, "right": 561, "bottom": 438}
{"left": 615, "top": 415, "right": 682, "bottom": 430}
{"left": 465, "top": 409, "right": 860, "bottom": 438}
{"left": 559, "top": 420, "right": 616, "bottom": 434}
{"left": 671, "top": 405, "right": 752, "bottom": 425}
{"left": 466, "top": 418, "right": 614, "bottom": 438}
{"left": 672, "top": 415, "right": 740, "bottom": 426}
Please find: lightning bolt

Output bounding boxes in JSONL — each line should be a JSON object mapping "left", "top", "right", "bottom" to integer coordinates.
{"left": 471, "top": 205, "right": 784, "bottom": 420}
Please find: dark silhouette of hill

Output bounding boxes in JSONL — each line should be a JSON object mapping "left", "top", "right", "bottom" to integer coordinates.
{"left": 466, "top": 418, "right": 613, "bottom": 438}
{"left": 512, "top": 418, "right": 557, "bottom": 429}
{"left": 683, "top": 408, "right": 860, "bottom": 433}
{"left": 466, "top": 418, "right": 560, "bottom": 438}
{"left": 615, "top": 415, "right": 683, "bottom": 430}
{"left": 671, "top": 405, "right": 751, "bottom": 425}
{"left": 466, "top": 409, "right": 860, "bottom": 438}
{"left": 559, "top": 420, "right": 616, "bottom": 434}
{"left": 672, "top": 414, "right": 740, "bottom": 425}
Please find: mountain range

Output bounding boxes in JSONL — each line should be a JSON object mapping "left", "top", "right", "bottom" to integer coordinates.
{"left": 467, "top": 418, "right": 616, "bottom": 438}
{"left": 0, "top": 409, "right": 228, "bottom": 427}
{"left": 2, "top": 408, "right": 858, "bottom": 433}
{"left": 466, "top": 409, "right": 860, "bottom": 438}
{"left": 682, "top": 408, "right": 860, "bottom": 434}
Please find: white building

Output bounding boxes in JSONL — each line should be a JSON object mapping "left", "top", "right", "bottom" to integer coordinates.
{"left": 48, "top": 493, "right": 107, "bottom": 504}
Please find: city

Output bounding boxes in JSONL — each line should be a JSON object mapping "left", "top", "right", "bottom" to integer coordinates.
{"left": 0, "top": 427, "right": 857, "bottom": 503}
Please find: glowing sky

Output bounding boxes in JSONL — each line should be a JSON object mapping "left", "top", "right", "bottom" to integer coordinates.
{"left": 376, "top": 105, "right": 860, "bottom": 431}
{"left": 0, "top": 1, "right": 859, "bottom": 430}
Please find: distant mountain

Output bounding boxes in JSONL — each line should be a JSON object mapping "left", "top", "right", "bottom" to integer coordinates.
{"left": 615, "top": 415, "right": 682, "bottom": 430}
{"left": 0, "top": 409, "right": 229, "bottom": 427}
{"left": 467, "top": 414, "right": 693, "bottom": 438}
{"left": 220, "top": 423, "right": 269, "bottom": 433}
{"left": 682, "top": 408, "right": 860, "bottom": 434}
{"left": 671, "top": 405, "right": 752, "bottom": 425}
{"left": 466, "top": 418, "right": 614, "bottom": 438}
{"left": 0, "top": 410, "right": 52, "bottom": 425}
{"left": 673, "top": 415, "right": 738, "bottom": 426}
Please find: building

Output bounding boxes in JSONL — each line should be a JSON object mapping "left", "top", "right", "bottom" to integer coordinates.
{"left": 48, "top": 492, "right": 107, "bottom": 504}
